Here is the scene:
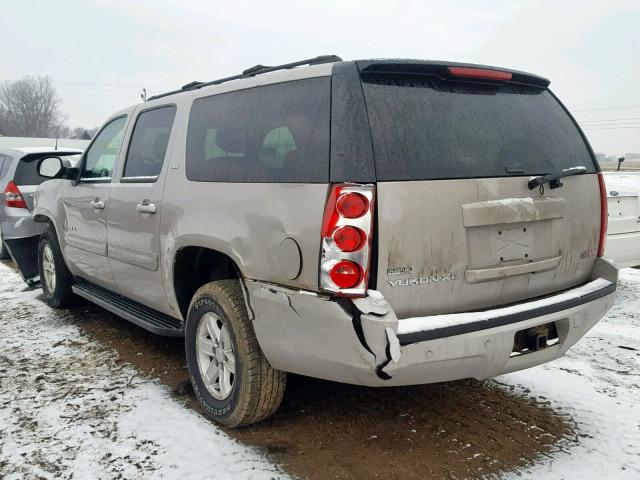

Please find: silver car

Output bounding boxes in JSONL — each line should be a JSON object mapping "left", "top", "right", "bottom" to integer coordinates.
{"left": 25, "top": 57, "right": 617, "bottom": 427}
{"left": 0, "top": 147, "right": 82, "bottom": 281}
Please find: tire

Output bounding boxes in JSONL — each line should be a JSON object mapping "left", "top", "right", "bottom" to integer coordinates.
{"left": 38, "top": 228, "right": 75, "bottom": 308}
{"left": 185, "top": 279, "right": 287, "bottom": 427}
{"left": 0, "top": 228, "right": 10, "bottom": 260}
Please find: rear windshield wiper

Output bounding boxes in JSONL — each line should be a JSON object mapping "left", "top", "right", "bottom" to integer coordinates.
{"left": 528, "top": 166, "right": 588, "bottom": 191}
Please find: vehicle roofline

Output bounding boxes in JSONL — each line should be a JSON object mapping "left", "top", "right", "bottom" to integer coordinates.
{"left": 1, "top": 147, "right": 84, "bottom": 156}
{"left": 108, "top": 57, "right": 553, "bottom": 111}
{"left": 354, "top": 59, "right": 550, "bottom": 87}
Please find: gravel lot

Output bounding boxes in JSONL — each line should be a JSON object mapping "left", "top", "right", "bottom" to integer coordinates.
{"left": 0, "top": 260, "right": 638, "bottom": 479}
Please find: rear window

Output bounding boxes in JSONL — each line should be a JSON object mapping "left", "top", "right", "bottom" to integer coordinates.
{"left": 361, "top": 75, "right": 597, "bottom": 181}
{"left": 13, "top": 157, "right": 49, "bottom": 186}
{"left": 13, "top": 153, "right": 81, "bottom": 186}
{"left": 186, "top": 77, "right": 330, "bottom": 183}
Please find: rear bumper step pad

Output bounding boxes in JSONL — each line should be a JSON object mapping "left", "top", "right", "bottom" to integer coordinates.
{"left": 396, "top": 278, "right": 615, "bottom": 345}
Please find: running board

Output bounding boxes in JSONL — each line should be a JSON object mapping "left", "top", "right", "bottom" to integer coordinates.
{"left": 72, "top": 282, "right": 184, "bottom": 337}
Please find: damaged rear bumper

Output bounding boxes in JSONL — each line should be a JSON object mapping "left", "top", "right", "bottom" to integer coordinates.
{"left": 246, "top": 258, "right": 618, "bottom": 387}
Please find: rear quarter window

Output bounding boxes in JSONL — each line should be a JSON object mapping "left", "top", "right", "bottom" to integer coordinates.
{"left": 186, "top": 77, "right": 330, "bottom": 183}
{"left": 362, "top": 75, "right": 597, "bottom": 181}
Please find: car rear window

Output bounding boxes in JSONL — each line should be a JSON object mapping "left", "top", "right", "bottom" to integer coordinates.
{"left": 361, "top": 74, "right": 597, "bottom": 181}
{"left": 13, "top": 157, "right": 50, "bottom": 186}
{"left": 186, "top": 77, "right": 330, "bottom": 183}
{"left": 13, "top": 154, "right": 80, "bottom": 186}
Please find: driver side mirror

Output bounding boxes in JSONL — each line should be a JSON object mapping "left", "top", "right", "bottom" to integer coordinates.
{"left": 38, "top": 156, "right": 79, "bottom": 180}
{"left": 38, "top": 157, "right": 63, "bottom": 178}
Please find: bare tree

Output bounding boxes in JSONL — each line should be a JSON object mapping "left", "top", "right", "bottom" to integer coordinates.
{"left": 0, "top": 76, "right": 64, "bottom": 137}
{"left": 70, "top": 126, "right": 97, "bottom": 139}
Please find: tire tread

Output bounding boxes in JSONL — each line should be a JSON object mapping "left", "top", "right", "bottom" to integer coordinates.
{"left": 38, "top": 227, "right": 75, "bottom": 308}
{"left": 188, "top": 279, "right": 286, "bottom": 427}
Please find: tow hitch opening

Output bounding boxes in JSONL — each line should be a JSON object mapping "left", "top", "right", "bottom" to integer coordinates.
{"left": 511, "top": 322, "right": 559, "bottom": 357}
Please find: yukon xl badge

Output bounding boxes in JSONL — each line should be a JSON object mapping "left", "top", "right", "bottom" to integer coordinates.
{"left": 387, "top": 273, "right": 456, "bottom": 287}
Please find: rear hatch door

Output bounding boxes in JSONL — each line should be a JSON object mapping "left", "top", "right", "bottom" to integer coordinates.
{"left": 359, "top": 62, "right": 602, "bottom": 318}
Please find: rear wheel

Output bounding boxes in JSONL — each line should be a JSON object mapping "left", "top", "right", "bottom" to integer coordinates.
{"left": 38, "top": 229, "right": 75, "bottom": 308}
{"left": 0, "top": 228, "right": 10, "bottom": 260}
{"left": 185, "top": 279, "right": 286, "bottom": 427}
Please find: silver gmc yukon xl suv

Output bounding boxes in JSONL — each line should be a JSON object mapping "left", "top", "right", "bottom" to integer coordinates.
{"left": 28, "top": 56, "right": 618, "bottom": 427}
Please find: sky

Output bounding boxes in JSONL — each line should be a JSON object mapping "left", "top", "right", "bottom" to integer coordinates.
{"left": 2, "top": 0, "right": 639, "bottom": 155}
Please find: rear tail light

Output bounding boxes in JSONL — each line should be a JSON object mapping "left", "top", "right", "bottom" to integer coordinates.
{"left": 597, "top": 173, "right": 608, "bottom": 257}
{"left": 329, "top": 260, "right": 362, "bottom": 289}
{"left": 4, "top": 181, "right": 27, "bottom": 209}
{"left": 320, "top": 184, "right": 375, "bottom": 296}
{"left": 447, "top": 66, "right": 513, "bottom": 82}
{"left": 333, "top": 226, "right": 365, "bottom": 252}
{"left": 336, "top": 192, "right": 369, "bottom": 218}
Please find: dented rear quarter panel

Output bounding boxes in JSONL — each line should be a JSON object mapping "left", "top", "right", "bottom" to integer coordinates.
{"left": 157, "top": 82, "right": 332, "bottom": 314}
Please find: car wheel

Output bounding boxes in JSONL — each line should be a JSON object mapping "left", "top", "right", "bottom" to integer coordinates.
{"left": 185, "top": 279, "right": 287, "bottom": 427}
{"left": 0, "top": 228, "right": 10, "bottom": 260}
{"left": 38, "top": 229, "right": 75, "bottom": 308}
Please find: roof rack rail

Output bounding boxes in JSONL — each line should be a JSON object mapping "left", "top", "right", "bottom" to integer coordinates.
{"left": 147, "top": 54, "right": 342, "bottom": 101}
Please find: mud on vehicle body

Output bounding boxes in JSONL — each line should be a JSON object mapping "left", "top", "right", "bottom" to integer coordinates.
{"left": 25, "top": 56, "right": 617, "bottom": 426}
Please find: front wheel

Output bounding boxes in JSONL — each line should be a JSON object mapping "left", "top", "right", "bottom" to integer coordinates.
{"left": 185, "top": 280, "right": 286, "bottom": 427}
{"left": 38, "top": 230, "right": 75, "bottom": 308}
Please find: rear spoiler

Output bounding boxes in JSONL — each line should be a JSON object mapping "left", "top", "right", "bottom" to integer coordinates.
{"left": 356, "top": 60, "right": 550, "bottom": 88}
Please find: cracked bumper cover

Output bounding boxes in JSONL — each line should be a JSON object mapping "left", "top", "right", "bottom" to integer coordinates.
{"left": 246, "top": 258, "right": 618, "bottom": 387}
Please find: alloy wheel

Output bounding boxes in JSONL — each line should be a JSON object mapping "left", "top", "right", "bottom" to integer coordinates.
{"left": 42, "top": 244, "right": 57, "bottom": 293}
{"left": 196, "top": 311, "right": 236, "bottom": 400}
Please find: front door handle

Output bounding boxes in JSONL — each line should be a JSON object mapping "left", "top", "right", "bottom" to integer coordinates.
{"left": 136, "top": 200, "right": 157, "bottom": 214}
{"left": 89, "top": 198, "right": 105, "bottom": 210}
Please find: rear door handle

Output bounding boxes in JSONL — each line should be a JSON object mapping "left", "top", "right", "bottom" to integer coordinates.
{"left": 136, "top": 200, "right": 157, "bottom": 214}
{"left": 89, "top": 198, "right": 105, "bottom": 209}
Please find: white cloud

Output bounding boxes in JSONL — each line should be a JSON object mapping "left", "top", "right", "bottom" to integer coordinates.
{"left": 2, "top": 0, "right": 638, "bottom": 153}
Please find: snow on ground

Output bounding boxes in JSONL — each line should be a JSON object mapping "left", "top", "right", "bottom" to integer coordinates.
{"left": 0, "top": 265, "right": 288, "bottom": 480}
{"left": 501, "top": 267, "right": 640, "bottom": 479}
{"left": 1, "top": 258, "right": 639, "bottom": 479}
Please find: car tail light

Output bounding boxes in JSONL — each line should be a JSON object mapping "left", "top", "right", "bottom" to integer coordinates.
{"left": 447, "top": 66, "right": 512, "bottom": 82}
{"left": 597, "top": 173, "right": 608, "bottom": 257}
{"left": 329, "top": 260, "right": 362, "bottom": 289}
{"left": 320, "top": 184, "right": 375, "bottom": 296}
{"left": 4, "top": 181, "right": 27, "bottom": 209}
{"left": 336, "top": 192, "right": 369, "bottom": 218}
{"left": 333, "top": 226, "right": 365, "bottom": 252}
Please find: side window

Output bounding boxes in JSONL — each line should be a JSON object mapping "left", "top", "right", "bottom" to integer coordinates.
{"left": 82, "top": 116, "right": 127, "bottom": 180}
{"left": 186, "top": 77, "right": 330, "bottom": 183}
{"left": 123, "top": 106, "right": 176, "bottom": 180}
{"left": 0, "top": 155, "right": 5, "bottom": 178}
{"left": 259, "top": 127, "right": 297, "bottom": 168}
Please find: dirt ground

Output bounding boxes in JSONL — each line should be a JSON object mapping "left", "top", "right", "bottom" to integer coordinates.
{"left": 1, "top": 260, "right": 584, "bottom": 479}
{"left": 74, "top": 298, "right": 576, "bottom": 479}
